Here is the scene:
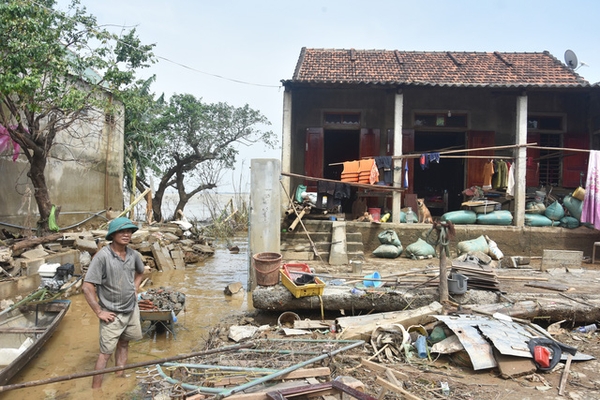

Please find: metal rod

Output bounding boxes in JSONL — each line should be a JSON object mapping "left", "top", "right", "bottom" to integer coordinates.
{"left": 0, "top": 342, "right": 255, "bottom": 393}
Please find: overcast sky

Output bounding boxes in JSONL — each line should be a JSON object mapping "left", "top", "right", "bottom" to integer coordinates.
{"left": 56, "top": 0, "right": 600, "bottom": 192}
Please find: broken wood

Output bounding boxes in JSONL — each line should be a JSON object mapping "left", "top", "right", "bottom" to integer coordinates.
{"left": 337, "top": 302, "right": 443, "bottom": 340}
{"left": 558, "top": 353, "right": 573, "bottom": 396}
{"left": 288, "top": 207, "right": 309, "bottom": 232}
{"left": 151, "top": 242, "right": 174, "bottom": 271}
{"left": 525, "top": 281, "right": 570, "bottom": 292}
{"left": 375, "top": 376, "right": 423, "bottom": 400}
{"left": 11, "top": 233, "right": 62, "bottom": 255}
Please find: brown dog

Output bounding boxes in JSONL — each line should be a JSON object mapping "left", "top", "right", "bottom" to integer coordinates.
{"left": 417, "top": 198, "right": 433, "bottom": 223}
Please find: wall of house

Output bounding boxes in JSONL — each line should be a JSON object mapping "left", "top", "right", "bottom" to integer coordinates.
{"left": 0, "top": 101, "right": 125, "bottom": 229}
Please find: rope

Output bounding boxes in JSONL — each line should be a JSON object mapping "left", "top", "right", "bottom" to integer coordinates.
{"left": 425, "top": 221, "right": 454, "bottom": 257}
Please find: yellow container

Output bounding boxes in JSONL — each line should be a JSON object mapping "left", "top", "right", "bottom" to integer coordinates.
{"left": 573, "top": 187, "right": 585, "bottom": 201}
{"left": 280, "top": 264, "right": 325, "bottom": 298}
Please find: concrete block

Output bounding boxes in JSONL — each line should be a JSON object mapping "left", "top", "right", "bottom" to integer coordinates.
{"left": 281, "top": 251, "right": 314, "bottom": 261}
{"left": 75, "top": 238, "right": 98, "bottom": 255}
{"left": 329, "top": 221, "right": 349, "bottom": 266}
{"left": 21, "top": 246, "right": 48, "bottom": 260}
{"left": 541, "top": 250, "right": 582, "bottom": 271}
{"left": 0, "top": 275, "right": 41, "bottom": 300}
{"left": 163, "top": 232, "right": 180, "bottom": 242}
{"left": 19, "top": 257, "right": 45, "bottom": 275}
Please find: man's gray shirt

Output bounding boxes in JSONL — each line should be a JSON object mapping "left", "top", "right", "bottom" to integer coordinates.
{"left": 84, "top": 245, "right": 144, "bottom": 313}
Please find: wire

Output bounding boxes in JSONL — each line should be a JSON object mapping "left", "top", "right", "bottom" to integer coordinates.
{"left": 26, "top": 0, "right": 281, "bottom": 89}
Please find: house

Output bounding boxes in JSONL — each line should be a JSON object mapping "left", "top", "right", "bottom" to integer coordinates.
{"left": 280, "top": 48, "right": 600, "bottom": 226}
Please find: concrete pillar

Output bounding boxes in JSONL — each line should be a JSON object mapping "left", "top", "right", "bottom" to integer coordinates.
{"left": 249, "top": 159, "right": 281, "bottom": 290}
{"left": 514, "top": 94, "right": 528, "bottom": 227}
{"left": 281, "top": 88, "right": 293, "bottom": 211}
{"left": 392, "top": 91, "right": 404, "bottom": 223}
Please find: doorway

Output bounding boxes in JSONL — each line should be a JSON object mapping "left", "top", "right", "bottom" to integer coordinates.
{"left": 413, "top": 131, "right": 465, "bottom": 214}
{"left": 323, "top": 129, "right": 360, "bottom": 180}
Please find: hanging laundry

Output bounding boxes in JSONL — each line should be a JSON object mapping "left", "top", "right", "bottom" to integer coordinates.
{"left": 369, "top": 159, "right": 379, "bottom": 184}
{"left": 427, "top": 152, "right": 440, "bottom": 164}
{"left": 403, "top": 160, "right": 409, "bottom": 188}
{"left": 357, "top": 158, "right": 376, "bottom": 184}
{"left": 0, "top": 125, "right": 22, "bottom": 162}
{"left": 420, "top": 154, "right": 428, "bottom": 170}
{"left": 374, "top": 156, "right": 393, "bottom": 184}
{"left": 493, "top": 160, "right": 508, "bottom": 189}
{"left": 581, "top": 150, "right": 600, "bottom": 229}
{"left": 506, "top": 162, "right": 515, "bottom": 196}
{"left": 341, "top": 160, "right": 360, "bottom": 183}
{"left": 482, "top": 160, "right": 494, "bottom": 190}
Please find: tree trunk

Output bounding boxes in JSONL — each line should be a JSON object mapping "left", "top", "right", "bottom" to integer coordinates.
{"left": 28, "top": 149, "right": 53, "bottom": 235}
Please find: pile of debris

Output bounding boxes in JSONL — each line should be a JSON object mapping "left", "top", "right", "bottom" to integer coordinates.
{"left": 0, "top": 221, "right": 216, "bottom": 282}
{"left": 138, "top": 287, "right": 185, "bottom": 313}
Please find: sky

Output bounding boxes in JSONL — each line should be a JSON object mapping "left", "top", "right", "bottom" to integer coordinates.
{"left": 56, "top": 0, "right": 600, "bottom": 192}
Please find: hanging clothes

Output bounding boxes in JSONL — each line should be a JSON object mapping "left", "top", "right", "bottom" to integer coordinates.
{"left": 493, "top": 160, "right": 508, "bottom": 189}
{"left": 482, "top": 160, "right": 494, "bottom": 190}
{"left": 581, "top": 150, "right": 600, "bottom": 229}
{"left": 506, "top": 162, "right": 515, "bottom": 197}
{"left": 374, "top": 156, "right": 393, "bottom": 184}
{"left": 403, "top": 160, "right": 409, "bottom": 188}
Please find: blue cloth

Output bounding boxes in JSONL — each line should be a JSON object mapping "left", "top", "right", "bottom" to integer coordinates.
{"left": 374, "top": 156, "right": 393, "bottom": 184}
{"left": 404, "top": 161, "right": 409, "bottom": 188}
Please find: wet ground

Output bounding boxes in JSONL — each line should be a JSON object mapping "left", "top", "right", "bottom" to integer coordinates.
{"left": 2, "top": 235, "right": 252, "bottom": 400}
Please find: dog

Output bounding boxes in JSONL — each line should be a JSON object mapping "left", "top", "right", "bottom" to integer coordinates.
{"left": 417, "top": 198, "right": 433, "bottom": 223}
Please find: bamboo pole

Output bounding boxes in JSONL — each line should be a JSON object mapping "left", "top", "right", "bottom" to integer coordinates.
{"left": 0, "top": 342, "right": 255, "bottom": 393}
{"left": 281, "top": 171, "right": 404, "bottom": 192}
{"left": 392, "top": 142, "right": 537, "bottom": 159}
{"left": 529, "top": 145, "right": 591, "bottom": 153}
{"left": 100, "top": 187, "right": 151, "bottom": 229}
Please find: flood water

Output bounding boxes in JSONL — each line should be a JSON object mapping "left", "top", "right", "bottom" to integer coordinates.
{"left": 3, "top": 235, "right": 253, "bottom": 400}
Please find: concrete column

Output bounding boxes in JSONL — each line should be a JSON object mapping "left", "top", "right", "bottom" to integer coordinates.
{"left": 392, "top": 91, "right": 404, "bottom": 223}
{"left": 249, "top": 159, "right": 281, "bottom": 290}
{"left": 514, "top": 94, "right": 528, "bottom": 227}
{"left": 280, "top": 88, "right": 293, "bottom": 211}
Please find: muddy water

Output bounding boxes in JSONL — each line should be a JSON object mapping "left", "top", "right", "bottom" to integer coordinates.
{"left": 3, "top": 236, "right": 252, "bottom": 400}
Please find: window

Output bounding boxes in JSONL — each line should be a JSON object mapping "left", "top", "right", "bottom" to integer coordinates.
{"left": 539, "top": 134, "right": 561, "bottom": 186}
{"left": 527, "top": 116, "right": 563, "bottom": 131}
{"left": 414, "top": 113, "right": 467, "bottom": 128}
{"left": 323, "top": 112, "right": 360, "bottom": 126}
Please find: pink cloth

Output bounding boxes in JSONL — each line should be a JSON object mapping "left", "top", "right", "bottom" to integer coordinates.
{"left": 0, "top": 125, "right": 21, "bottom": 161}
{"left": 581, "top": 150, "right": 600, "bottom": 229}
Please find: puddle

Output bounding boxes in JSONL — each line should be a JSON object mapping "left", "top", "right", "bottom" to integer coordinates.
{"left": 2, "top": 236, "right": 252, "bottom": 399}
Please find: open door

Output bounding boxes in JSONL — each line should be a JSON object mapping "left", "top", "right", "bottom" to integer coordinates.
{"left": 304, "top": 128, "right": 324, "bottom": 192}
{"left": 466, "top": 131, "right": 495, "bottom": 188}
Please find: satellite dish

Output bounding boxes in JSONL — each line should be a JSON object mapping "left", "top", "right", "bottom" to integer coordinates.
{"left": 564, "top": 50, "right": 578, "bottom": 69}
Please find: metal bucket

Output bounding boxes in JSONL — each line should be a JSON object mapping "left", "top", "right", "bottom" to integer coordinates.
{"left": 252, "top": 252, "right": 282, "bottom": 286}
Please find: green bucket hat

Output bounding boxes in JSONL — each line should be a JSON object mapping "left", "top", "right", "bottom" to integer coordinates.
{"left": 106, "top": 217, "right": 138, "bottom": 240}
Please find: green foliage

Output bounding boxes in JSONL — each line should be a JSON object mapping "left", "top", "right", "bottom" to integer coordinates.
{"left": 148, "top": 93, "right": 276, "bottom": 221}
{"left": 0, "top": 0, "right": 154, "bottom": 227}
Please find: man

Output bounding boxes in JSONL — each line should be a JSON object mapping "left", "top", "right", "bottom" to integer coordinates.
{"left": 83, "top": 217, "right": 145, "bottom": 389}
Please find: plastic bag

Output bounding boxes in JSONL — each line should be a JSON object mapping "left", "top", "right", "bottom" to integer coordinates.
{"left": 404, "top": 238, "right": 436, "bottom": 259}
{"left": 457, "top": 235, "right": 489, "bottom": 255}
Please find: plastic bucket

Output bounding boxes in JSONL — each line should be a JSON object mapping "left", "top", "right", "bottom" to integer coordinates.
{"left": 448, "top": 273, "right": 468, "bottom": 294}
{"left": 252, "top": 252, "right": 282, "bottom": 286}
{"left": 368, "top": 208, "right": 381, "bottom": 222}
{"left": 363, "top": 271, "right": 382, "bottom": 287}
{"left": 535, "top": 191, "right": 546, "bottom": 203}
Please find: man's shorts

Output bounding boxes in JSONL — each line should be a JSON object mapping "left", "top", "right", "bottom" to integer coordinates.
{"left": 99, "top": 304, "right": 142, "bottom": 354}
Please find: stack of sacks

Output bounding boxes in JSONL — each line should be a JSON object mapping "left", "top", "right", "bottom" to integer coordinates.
{"left": 341, "top": 160, "right": 360, "bottom": 182}
{"left": 357, "top": 159, "right": 378, "bottom": 184}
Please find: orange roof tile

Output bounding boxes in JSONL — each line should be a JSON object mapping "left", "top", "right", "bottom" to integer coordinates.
{"left": 287, "top": 48, "right": 589, "bottom": 87}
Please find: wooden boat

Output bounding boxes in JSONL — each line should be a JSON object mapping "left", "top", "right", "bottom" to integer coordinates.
{"left": 0, "top": 299, "right": 70, "bottom": 385}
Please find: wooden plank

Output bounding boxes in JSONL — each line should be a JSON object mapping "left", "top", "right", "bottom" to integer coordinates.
{"left": 360, "top": 359, "right": 408, "bottom": 379}
{"left": 171, "top": 249, "right": 185, "bottom": 269}
{"left": 151, "top": 242, "right": 173, "bottom": 271}
{"left": 494, "top": 351, "right": 536, "bottom": 378}
{"left": 524, "top": 281, "right": 570, "bottom": 292}
{"left": 541, "top": 250, "right": 582, "bottom": 271}
{"left": 207, "top": 367, "right": 331, "bottom": 387}
{"left": 294, "top": 320, "right": 332, "bottom": 329}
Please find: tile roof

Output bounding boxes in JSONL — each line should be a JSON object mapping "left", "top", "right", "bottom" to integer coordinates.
{"left": 286, "top": 48, "right": 590, "bottom": 88}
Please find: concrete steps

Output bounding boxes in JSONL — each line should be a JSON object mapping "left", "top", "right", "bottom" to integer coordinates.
{"left": 280, "top": 219, "right": 365, "bottom": 264}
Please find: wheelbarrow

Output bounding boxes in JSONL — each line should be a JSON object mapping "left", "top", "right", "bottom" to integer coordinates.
{"left": 139, "top": 309, "right": 182, "bottom": 339}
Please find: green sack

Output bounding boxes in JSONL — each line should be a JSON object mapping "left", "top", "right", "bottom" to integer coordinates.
{"left": 295, "top": 185, "right": 307, "bottom": 203}
{"left": 377, "top": 230, "right": 401, "bottom": 246}
{"left": 525, "top": 213, "right": 555, "bottom": 227}
{"left": 457, "top": 235, "right": 489, "bottom": 255}
{"left": 476, "top": 210, "right": 513, "bottom": 225}
{"left": 559, "top": 216, "right": 580, "bottom": 229}
{"left": 373, "top": 244, "right": 403, "bottom": 258}
{"left": 545, "top": 201, "right": 565, "bottom": 221}
{"left": 404, "top": 238, "right": 436, "bottom": 259}
{"left": 441, "top": 210, "right": 477, "bottom": 224}
{"left": 563, "top": 194, "right": 582, "bottom": 221}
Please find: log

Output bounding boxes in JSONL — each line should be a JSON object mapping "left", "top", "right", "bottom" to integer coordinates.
{"left": 375, "top": 376, "right": 423, "bottom": 400}
{"left": 11, "top": 233, "right": 62, "bottom": 254}
{"left": 288, "top": 207, "right": 308, "bottom": 232}
{"left": 468, "top": 298, "right": 600, "bottom": 323}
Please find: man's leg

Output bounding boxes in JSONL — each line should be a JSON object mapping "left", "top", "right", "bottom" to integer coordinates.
{"left": 114, "top": 338, "right": 129, "bottom": 377}
{"left": 92, "top": 353, "right": 112, "bottom": 388}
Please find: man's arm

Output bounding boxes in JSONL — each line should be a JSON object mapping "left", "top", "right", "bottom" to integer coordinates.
{"left": 82, "top": 281, "right": 115, "bottom": 323}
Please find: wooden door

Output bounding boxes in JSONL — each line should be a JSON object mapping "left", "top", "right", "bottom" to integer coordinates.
{"left": 466, "top": 131, "right": 495, "bottom": 187}
{"left": 305, "top": 128, "right": 324, "bottom": 191}
{"left": 359, "top": 128, "right": 380, "bottom": 158}
{"left": 563, "top": 134, "right": 589, "bottom": 188}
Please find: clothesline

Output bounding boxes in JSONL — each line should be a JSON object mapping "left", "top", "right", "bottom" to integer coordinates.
{"left": 281, "top": 171, "right": 405, "bottom": 192}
